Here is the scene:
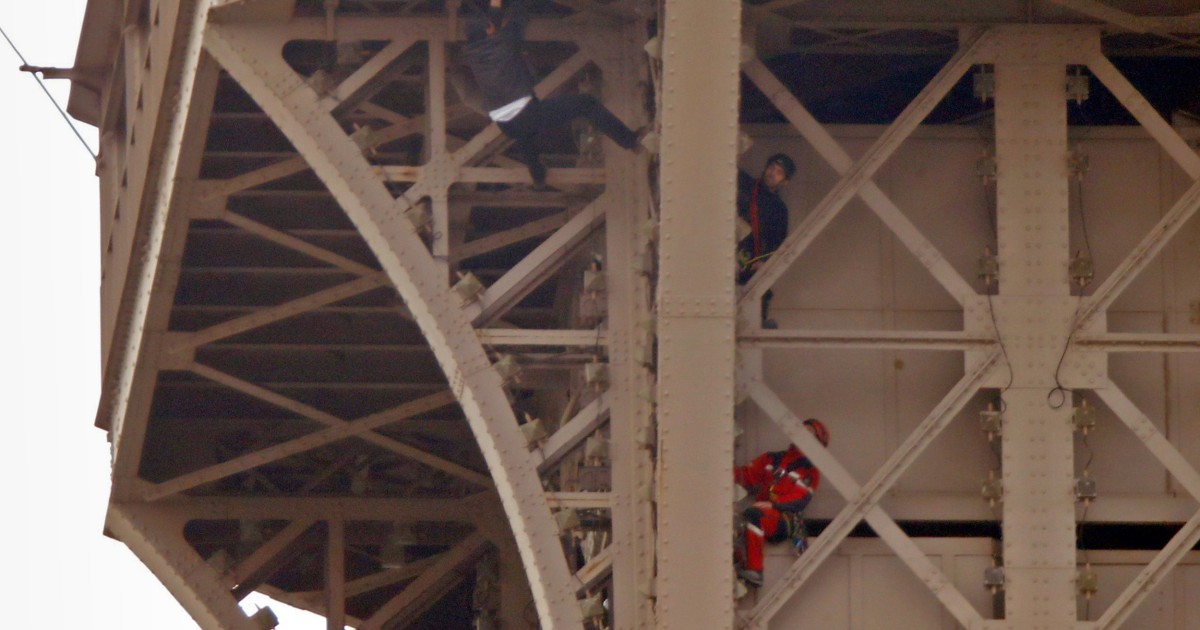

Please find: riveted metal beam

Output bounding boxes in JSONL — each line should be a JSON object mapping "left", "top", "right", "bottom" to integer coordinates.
{"left": 464, "top": 202, "right": 605, "bottom": 326}
{"left": 150, "top": 496, "right": 475, "bottom": 521}
{"left": 657, "top": 0, "right": 741, "bottom": 628}
{"left": 740, "top": 56, "right": 976, "bottom": 308}
{"left": 988, "top": 35, "right": 1081, "bottom": 627}
{"left": 184, "top": 363, "right": 490, "bottom": 487}
{"left": 109, "top": 22, "right": 223, "bottom": 498}
{"left": 741, "top": 28, "right": 992, "bottom": 304}
{"left": 327, "top": 519, "right": 347, "bottom": 630}
{"left": 575, "top": 545, "right": 613, "bottom": 593}
{"left": 537, "top": 397, "right": 611, "bottom": 473}
{"left": 1089, "top": 382, "right": 1200, "bottom": 629}
{"left": 1077, "top": 177, "right": 1200, "bottom": 326}
{"left": 1076, "top": 333, "right": 1200, "bottom": 352}
{"left": 1095, "top": 383, "right": 1200, "bottom": 504}
{"left": 359, "top": 532, "right": 490, "bottom": 629}
{"left": 203, "top": 22, "right": 583, "bottom": 628}
{"left": 743, "top": 350, "right": 999, "bottom": 627}
{"left": 477, "top": 328, "right": 608, "bottom": 347}
{"left": 583, "top": 21, "right": 659, "bottom": 629}
{"left": 1095, "top": 508, "right": 1200, "bottom": 630}
{"left": 738, "top": 329, "right": 996, "bottom": 350}
{"left": 107, "top": 503, "right": 259, "bottom": 630}
{"left": 1087, "top": 55, "right": 1200, "bottom": 180}
{"left": 220, "top": 210, "right": 379, "bottom": 275}
{"left": 452, "top": 211, "right": 573, "bottom": 263}
{"left": 747, "top": 382, "right": 986, "bottom": 630}
{"left": 228, "top": 519, "right": 317, "bottom": 589}
{"left": 142, "top": 390, "right": 458, "bottom": 500}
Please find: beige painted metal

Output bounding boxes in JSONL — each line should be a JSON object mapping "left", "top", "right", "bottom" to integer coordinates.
{"left": 76, "top": 2, "right": 1200, "bottom": 629}
{"left": 748, "top": 382, "right": 986, "bottom": 629}
{"left": 95, "top": 0, "right": 212, "bottom": 410}
{"left": 740, "top": 28, "right": 992, "bottom": 310}
{"left": 140, "top": 391, "right": 457, "bottom": 500}
{"left": 107, "top": 504, "right": 259, "bottom": 630}
{"left": 988, "top": 29, "right": 1091, "bottom": 629}
{"left": 359, "top": 532, "right": 489, "bottom": 630}
{"left": 227, "top": 519, "right": 315, "bottom": 589}
{"left": 594, "top": 15, "right": 658, "bottom": 628}
{"left": 200, "top": 21, "right": 584, "bottom": 628}
{"left": 655, "top": 1, "right": 741, "bottom": 629}
{"left": 740, "top": 57, "right": 976, "bottom": 308}
{"left": 107, "top": 3, "right": 221, "bottom": 500}
{"left": 742, "top": 352, "right": 1000, "bottom": 628}
{"left": 183, "top": 362, "right": 490, "bottom": 486}
{"left": 326, "top": 519, "right": 346, "bottom": 630}
{"left": 1092, "top": 383, "right": 1200, "bottom": 628}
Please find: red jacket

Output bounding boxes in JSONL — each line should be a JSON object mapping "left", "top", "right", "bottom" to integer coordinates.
{"left": 735, "top": 445, "right": 820, "bottom": 513}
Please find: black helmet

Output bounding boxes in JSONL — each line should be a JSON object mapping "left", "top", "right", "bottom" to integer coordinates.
{"left": 766, "top": 153, "right": 796, "bottom": 180}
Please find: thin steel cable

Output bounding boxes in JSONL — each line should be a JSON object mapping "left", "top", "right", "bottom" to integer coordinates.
{"left": 0, "top": 23, "right": 96, "bottom": 159}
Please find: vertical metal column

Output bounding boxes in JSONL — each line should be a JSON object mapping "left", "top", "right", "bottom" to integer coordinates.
{"left": 597, "top": 21, "right": 657, "bottom": 629}
{"left": 656, "top": 1, "right": 740, "bottom": 628}
{"left": 992, "top": 33, "right": 1078, "bottom": 628}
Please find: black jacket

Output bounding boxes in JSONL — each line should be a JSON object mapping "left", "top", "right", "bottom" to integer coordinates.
{"left": 462, "top": 0, "right": 536, "bottom": 112}
{"left": 736, "top": 169, "right": 789, "bottom": 283}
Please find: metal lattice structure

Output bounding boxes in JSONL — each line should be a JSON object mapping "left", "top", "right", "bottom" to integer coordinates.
{"left": 68, "top": 1, "right": 1200, "bottom": 628}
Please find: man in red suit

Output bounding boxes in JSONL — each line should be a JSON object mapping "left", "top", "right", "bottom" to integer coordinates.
{"left": 734, "top": 418, "right": 830, "bottom": 586}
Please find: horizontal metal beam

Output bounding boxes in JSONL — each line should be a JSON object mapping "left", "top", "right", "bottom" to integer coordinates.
{"left": 478, "top": 328, "right": 608, "bottom": 347}
{"left": 141, "top": 497, "right": 477, "bottom": 521}
{"left": 545, "top": 492, "right": 611, "bottom": 510}
{"left": 738, "top": 329, "right": 994, "bottom": 351}
{"left": 380, "top": 166, "right": 607, "bottom": 186}
{"left": 1076, "top": 332, "right": 1200, "bottom": 352}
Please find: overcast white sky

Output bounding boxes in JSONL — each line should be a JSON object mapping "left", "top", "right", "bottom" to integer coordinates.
{"left": 0, "top": 3, "right": 326, "bottom": 628}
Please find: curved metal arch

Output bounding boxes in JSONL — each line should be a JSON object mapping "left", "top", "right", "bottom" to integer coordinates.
{"left": 201, "top": 21, "right": 584, "bottom": 629}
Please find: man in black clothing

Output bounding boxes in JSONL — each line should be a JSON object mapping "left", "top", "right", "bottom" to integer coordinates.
{"left": 462, "top": 0, "right": 640, "bottom": 187}
{"left": 737, "top": 153, "right": 795, "bottom": 328}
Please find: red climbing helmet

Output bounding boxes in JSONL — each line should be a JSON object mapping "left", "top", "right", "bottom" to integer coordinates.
{"left": 803, "top": 418, "right": 830, "bottom": 447}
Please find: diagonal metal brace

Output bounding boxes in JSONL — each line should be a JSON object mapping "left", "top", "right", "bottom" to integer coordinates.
{"left": 741, "top": 28, "right": 993, "bottom": 303}
{"left": 742, "top": 349, "right": 999, "bottom": 626}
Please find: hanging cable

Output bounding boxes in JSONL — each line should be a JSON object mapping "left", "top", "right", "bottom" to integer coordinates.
{"left": 1049, "top": 143, "right": 1097, "bottom": 409}
{"left": 0, "top": 24, "right": 96, "bottom": 160}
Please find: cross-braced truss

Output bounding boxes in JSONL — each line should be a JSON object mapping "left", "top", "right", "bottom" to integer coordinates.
{"left": 78, "top": 0, "right": 1200, "bottom": 629}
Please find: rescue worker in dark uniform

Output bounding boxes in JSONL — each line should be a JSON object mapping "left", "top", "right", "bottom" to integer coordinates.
{"left": 462, "top": 0, "right": 640, "bottom": 187}
{"left": 734, "top": 418, "right": 829, "bottom": 587}
{"left": 737, "top": 153, "right": 795, "bottom": 328}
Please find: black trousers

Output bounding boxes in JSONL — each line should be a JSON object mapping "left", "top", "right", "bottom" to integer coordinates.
{"left": 498, "top": 94, "right": 637, "bottom": 180}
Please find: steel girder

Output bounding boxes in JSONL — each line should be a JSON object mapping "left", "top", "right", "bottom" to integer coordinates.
{"left": 108, "top": 503, "right": 260, "bottom": 630}
{"left": 738, "top": 27, "right": 994, "bottom": 310}
{"left": 655, "top": 0, "right": 742, "bottom": 628}
{"left": 200, "top": 19, "right": 586, "bottom": 628}
{"left": 731, "top": 21, "right": 1200, "bottom": 630}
